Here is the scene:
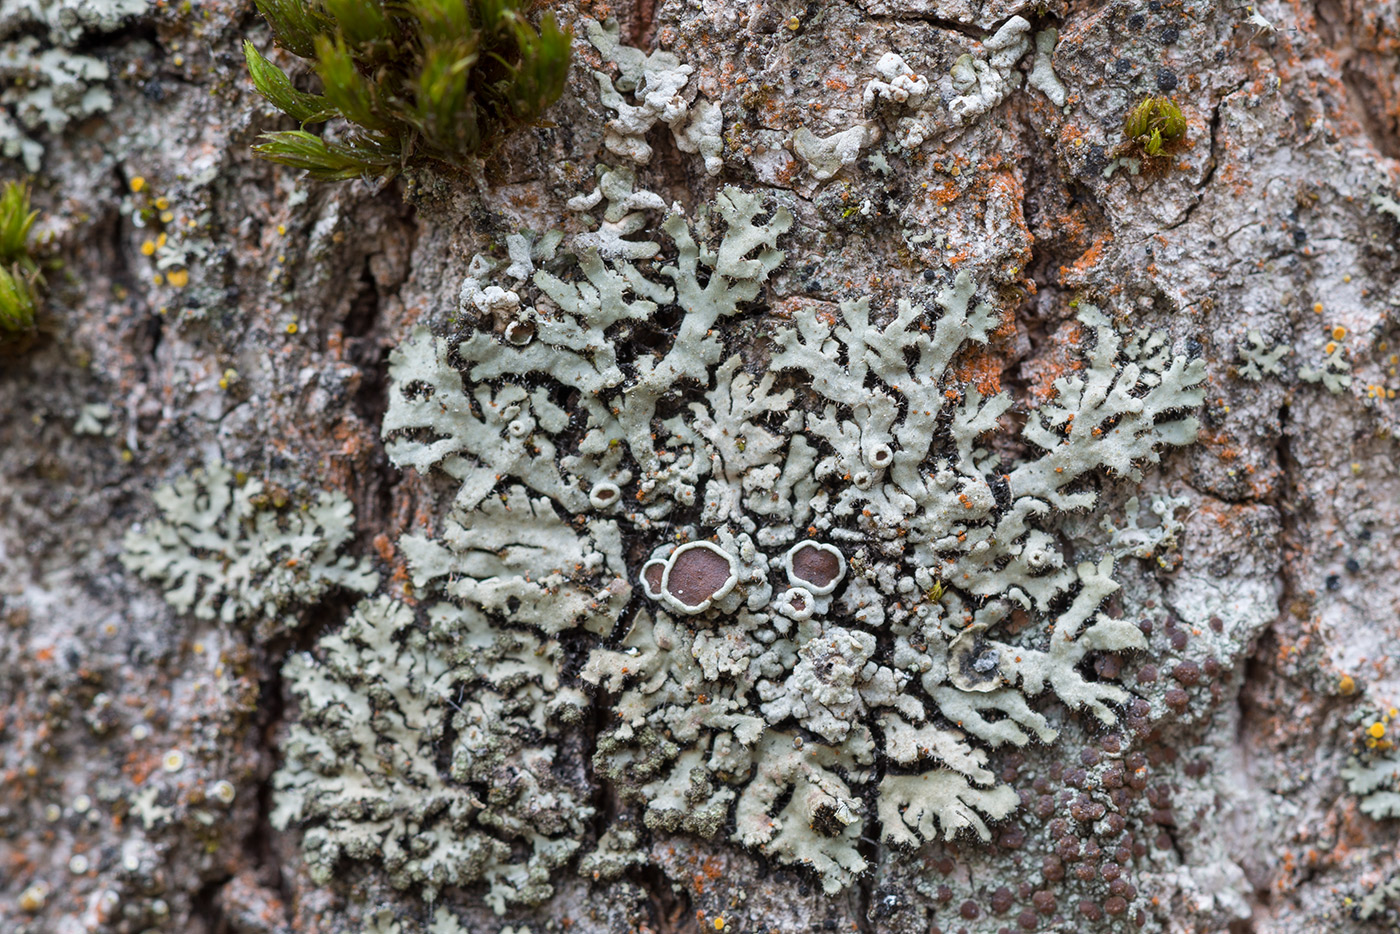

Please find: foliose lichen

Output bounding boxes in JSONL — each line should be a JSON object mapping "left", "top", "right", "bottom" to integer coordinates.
{"left": 120, "top": 462, "right": 378, "bottom": 632}
{"left": 272, "top": 594, "right": 594, "bottom": 909}
{"left": 866, "top": 16, "right": 1053, "bottom": 151}
{"left": 1235, "top": 329, "right": 1290, "bottom": 382}
{"left": 368, "top": 173, "right": 1205, "bottom": 893}
{"left": 1353, "top": 874, "right": 1400, "bottom": 926}
{"left": 586, "top": 18, "right": 724, "bottom": 176}
{"left": 0, "top": 0, "right": 129, "bottom": 172}
{"left": 1299, "top": 341, "right": 1353, "bottom": 394}
{"left": 265, "top": 24, "right": 1208, "bottom": 901}
{"left": 0, "top": 0, "right": 147, "bottom": 45}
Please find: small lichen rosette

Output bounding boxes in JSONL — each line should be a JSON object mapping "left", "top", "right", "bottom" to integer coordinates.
{"left": 121, "top": 462, "right": 377, "bottom": 630}
{"left": 1343, "top": 708, "right": 1400, "bottom": 820}
{"left": 380, "top": 182, "right": 1206, "bottom": 893}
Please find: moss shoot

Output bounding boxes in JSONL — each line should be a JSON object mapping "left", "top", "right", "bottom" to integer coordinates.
{"left": 245, "top": 0, "right": 572, "bottom": 180}
{"left": 0, "top": 181, "right": 42, "bottom": 351}
{"left": 1124, "top": 96, "right": 1187, "bottom": 158}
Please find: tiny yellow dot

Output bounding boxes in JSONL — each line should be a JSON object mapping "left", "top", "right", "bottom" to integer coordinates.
{"left": 1313, "top": 302, "right": 1324, "bottom": 314}
{"left": 277, "top": 223, "right": 287, "bottom": 235}
{"left": 120, "top": 449, "right": 134, "bottom": 463}
{"left": 1325, "top": 341, "right": 1337, "bottom": 354}
{"left": 157, "top": 232, "right": 167, "bottom": 247}
{"left": 286, "top": 321, "right": 299, "bottom": 334}
{"left": 714, "top": 920, "right": 725, "bottom": 931}
{"left": 140, "top": 240, "right": 156, "bottom": 256}
{"left": 130, "top": 176, "right": 146, "bottom": 193}
{"left": 1368, "top": 721, "right": 1386, "bottom": 739}
{"left": 159, "top": 210, "right": 175, "bottom": 223}
{"left": 172, "top": 55, "right": 184, "bottom": 67}
{"left": 787, "top": 15, "right": 800, "bottom": 29}
{"left": 155, "top": 197, "right": 170, "bottom": 210}
{"left": 1331, "top": 325, "right": 1347, "bottom": 340}
{"left": 166, "top": 268, "right": 190, "bottom": 288}
{"left": 152, "top": 273, "right": 164, "bottom": 285}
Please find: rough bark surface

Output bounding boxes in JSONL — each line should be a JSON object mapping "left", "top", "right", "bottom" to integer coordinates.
{"left": 3, "top": 0, "right": 1400, "bottom": 932}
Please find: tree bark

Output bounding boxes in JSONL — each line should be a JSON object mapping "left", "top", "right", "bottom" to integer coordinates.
{"left": 3, "top": 1, "right": 1400, "bottom": 932}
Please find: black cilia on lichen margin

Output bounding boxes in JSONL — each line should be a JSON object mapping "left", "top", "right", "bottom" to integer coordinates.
{"left": 244, "top": 0, "right": 571, "bottom": 180}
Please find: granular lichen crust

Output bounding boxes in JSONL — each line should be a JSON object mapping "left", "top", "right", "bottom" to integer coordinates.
{"left": 272, "top": 595, "right": 595, "bottom": 910}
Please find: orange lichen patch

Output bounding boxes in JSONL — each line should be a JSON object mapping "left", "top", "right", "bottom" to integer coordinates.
{"left": 575, "top": 0, "right": 614, "bottom": 23}
{"left": 372, "top": 533, "right": 396, "bottom": 566}
{"left": 1020, "top": 320, "right": 1085, "bottom": 401}
{"left": 927, "top": 179, "right": 960, "bottom": 206}
{"left": 125, "top": 750, "right": 160, "bottom": 786}
{"left": 1197, "top": 429, "right": 1240, "bottom": 461}
{"left": 987, "top": 310, "right": 1019, "bottom": 346}
{"left": 773, "top": 154, "right": 802, "bottom": 186}
{"left": 1059, "top": 233, "right": 1113, "bottom": 288}
{"left": 331, "top": 419, "right": 370, "bottom": 461}
{"left": 952, "top": 345, "right": 1005, "bottom": 396}
{"left": 769, "top": 295, "right": 841, "bottom": 328}
{"left": 689, "top": 854, "right": 726, "bottom": 894}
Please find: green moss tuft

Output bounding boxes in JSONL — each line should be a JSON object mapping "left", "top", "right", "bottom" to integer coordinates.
{"left": 0, "top": 181, "right": 42, "bottom": 348}
{"left": 1124, "top": 96, "right": 1186, "bottom": 158}
{"left": 244, "top": 0, "right": 572, "bottom": 180}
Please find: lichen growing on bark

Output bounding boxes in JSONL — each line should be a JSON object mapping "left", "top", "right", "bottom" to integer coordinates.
{"left": 365, "top": 174, "right": 1205, "bottom": 892}
{"left": 272, "top": 595, "right": 593, "bottom": 910}
{"left": 120, "top": 462, "right": 378, "bottom": 632}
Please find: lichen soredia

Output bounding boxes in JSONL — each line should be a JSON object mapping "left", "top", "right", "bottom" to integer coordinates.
{"left": 274, "top": 173, "right": 1209, "bottom": 904}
